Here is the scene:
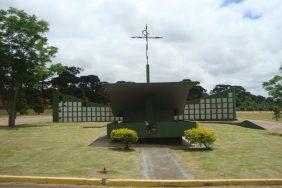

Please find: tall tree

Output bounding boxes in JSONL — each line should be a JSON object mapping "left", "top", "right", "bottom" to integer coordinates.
{"left": 51, "top": 66, "right": 82, "bottom": 92}
{"left": 263, "top": 66, "right": 282, "bottom": 105}
{"left": 0, "top": 8, "right": 59, "bottom": 126}
{"left": 210, "top": 84, "right": 232, "bottom": 94}
{"left": 182, "top": 79, "right": 207, "bottom": 101}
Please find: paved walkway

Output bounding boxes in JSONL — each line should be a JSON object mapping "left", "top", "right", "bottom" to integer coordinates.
{"left": 248, "top": 119, "right": 282, "bottom": 133}
{"left": 139, "top": 148, "right": 193, "bottom": 179}
{"left": 0, "top": 116, "right": 52, "bottom": 126}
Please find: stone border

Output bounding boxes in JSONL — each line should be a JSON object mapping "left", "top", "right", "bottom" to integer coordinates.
{"left": 0, "top": 175, "right": 282, "bottom": 187}
{"left": 106, "top": 179, "right": 282, "bottom": 187}
{"left": 0, "top": 175, "right": 101, "bottom": 185}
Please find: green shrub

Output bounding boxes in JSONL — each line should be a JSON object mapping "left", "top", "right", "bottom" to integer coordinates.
{"left": 184, "top": 127, "right": 217, "bottom": 149}
{"left": 110, "top": 128, "right": 138, "bottom": 149}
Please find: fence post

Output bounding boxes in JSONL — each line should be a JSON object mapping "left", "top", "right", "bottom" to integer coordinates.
{"left": 232, "top": 87, "right": 237, "bottom": 120}
{"left": 52, "top": 91, "right": 59, "bottom": 122}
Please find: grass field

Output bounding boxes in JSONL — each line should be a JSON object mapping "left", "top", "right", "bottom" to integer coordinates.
{"left": 0, "top": 119, "right": 281, "bottom": 179}
{"left": 173, "top": 123, "right": 282, "bottom": 179}
{"left": 0, "top": 122, "right": 140, "bottom": 179}
{"left": 237, "top": 111, "right": 282, "bottom": 122}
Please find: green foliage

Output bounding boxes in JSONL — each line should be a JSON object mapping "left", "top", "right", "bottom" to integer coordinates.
{"left": 0, "top": 7, "right": 59, "bottom": 126}
{"left": 183, "top": 79, "right": 207, "bottom": 100}
{"left": 184, "top": 128, "right": 217, "bottom": 149}
{"left": 210, "top": 84, "right": 278, "bottom": 111}
{"left": 110, "top": 128, "right": 138, "bottom": 149}
{"left": 33, "top": 96, "right": 45, "bottom": 115}
{"left": 16, "top": 96, "right": 28, "bottom": 115}
{"left": 51, "top": 67, "right": 109, "bottom": 104}
{"left": 263, "top": 74, "right": 282, "bottom": 104}
{"left": 272, "top": 106, "right": 281, "bottom": 121}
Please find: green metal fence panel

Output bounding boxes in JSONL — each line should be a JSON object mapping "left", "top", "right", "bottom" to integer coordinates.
{"left": 53, "top": 88, "right": 236, "bottom": 122}
{"left": 52, "top": 91, "right": 122, "bottom": 122}
{"left": 175, "top": 88, "right": 236, "bottom": 121}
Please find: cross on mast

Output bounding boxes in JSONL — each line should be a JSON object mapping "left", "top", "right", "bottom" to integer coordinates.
{"left": 131, "top": 24, "right": 162, "bottom": 83}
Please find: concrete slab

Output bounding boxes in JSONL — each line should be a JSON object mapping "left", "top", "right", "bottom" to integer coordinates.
{"left": 139, "top": 148, "right": 194, "bottom": 180}
{"left": 90, "top": 134, "right": 186, "bottom": 148}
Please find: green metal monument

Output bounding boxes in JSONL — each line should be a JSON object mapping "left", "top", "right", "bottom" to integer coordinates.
{"left": 106, "top": 25, "right": 196, "bottom": 139}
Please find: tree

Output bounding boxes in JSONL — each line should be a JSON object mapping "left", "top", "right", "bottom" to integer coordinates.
{"left": 263, "top": 66, "right": 282, "bottom": 119}
{"left": 210, "top": 84, "right": 233, "bottom": 94}
{"left": 33, "top": 96, "right": 45, "bottom": 115}
{"left": 51, "top": 67, "right": 109, "bottom": 104}
{"left": 0, "top": 8, "right": 59, "bottom": 126}
{"left": 272, "top": 106, "right": 281, "bottom": 121}
{"left": 210, "top": 84, "right": 276, "bottom": 111}
{"left": 51, "top": 66, "right": 82, "bottom": 93}
{"left": 182, "top": 79, "right": 207, "bottom": 101}
{"left": 263, "top": 66, "right": 282, "bottom": 105}
{"left": 187, "top": 85, "right": 207, "bottom": 101}
{"left": 16, "top": 93, "right": 28, "bottom": 115}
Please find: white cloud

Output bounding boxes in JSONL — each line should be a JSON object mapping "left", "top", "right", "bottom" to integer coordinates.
{"left": 0, "top": 0, "right": 281, "bottom": 96}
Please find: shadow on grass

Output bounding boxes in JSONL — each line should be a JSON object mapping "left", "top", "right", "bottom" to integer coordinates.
{"left": 265, "top": 131, "right": 282, "bottom": 137}
{"left": 0, "top": 123, "right": 51, "bottom": 129}
{"left": 82, "top": 125, "right": 106, "bottom": 129}
{"left": 108, "top": 147, "right": 136, "bottom": 152}
{"left": 97, "top": 169, "right": 118, "bottom": 175}
{"left": 170, "top": 146, "right": 214, "bottom": 152}
{"left": 200, "top": 120, "right": 240, "bottom": 126}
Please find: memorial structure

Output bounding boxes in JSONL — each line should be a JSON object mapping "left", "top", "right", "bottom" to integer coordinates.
{"left": 106, "top": 25, "right": 196, "bottom": 139}
{"left": 52, "top": 25, "right": 236, "bottom": 137}
{"left": 106, "top": 81, "right": 196, "bottom": 139}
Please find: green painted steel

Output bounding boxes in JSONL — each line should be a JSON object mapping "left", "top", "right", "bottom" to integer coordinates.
{"left": 176, "top": 88, "right": 236, "bottom": 121}
{"left": 146, "top": 64, "right": 150, "bottom": 83}
{"left": 107, "top": 121, "right": 196, "bottom": 139}
{"left": 52, "top": 91, "right": 122, "bottom": 122}
{"left": 52, "top": 88, "right": 236, "bottom": 123}
{"left": 52, "top": 91, "right": 59, "bottom": 122}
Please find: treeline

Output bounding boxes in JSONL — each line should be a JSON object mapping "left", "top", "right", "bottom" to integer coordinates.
{"left": 210, "top": 85, "right": 275, "bottom": 111}
{"left": 15, "top": 66, "right": 277, "bottom": 113}
{"left": 15, "top": 66, "right": 109, "bottom": 114}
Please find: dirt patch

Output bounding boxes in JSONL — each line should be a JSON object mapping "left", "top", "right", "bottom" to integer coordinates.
{"left": 248, "top": 119, "right": 282, "bottom": 133}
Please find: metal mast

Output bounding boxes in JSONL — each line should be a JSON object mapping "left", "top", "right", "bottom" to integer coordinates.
{"left": 131, "top": 24, "right": 162, "bottom": 83}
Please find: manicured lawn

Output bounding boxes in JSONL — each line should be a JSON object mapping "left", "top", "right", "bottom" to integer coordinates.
{"left": 173, "top": 123, "right": 282, "bottom": 179}
{"left": 237, "top": 111, "right": 282, "bottom": 122}
{"left": 0, "top": 122, "right": 140, "bottom": 178}
{"left": 1, "top": 120, "right": 281, "bottom": 180}
{"left": 0, "top": 108, "right": 52, "bottom": 117}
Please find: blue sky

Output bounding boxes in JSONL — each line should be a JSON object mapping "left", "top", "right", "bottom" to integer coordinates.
{"left": 221, "top": 0, "right": 244, "bottom": 7}
{"left": 0, "top": 0, "right": 281, "bottom": 96}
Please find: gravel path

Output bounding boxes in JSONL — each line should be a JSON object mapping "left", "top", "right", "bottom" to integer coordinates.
{"left": 248, "top": 119, "right": 282, "bottom": 133}
{"left": 139, "top": 147, "right": 193, "bottom": 180}
{"left": 0, "top": 116, "right": 52, "bottom": 126}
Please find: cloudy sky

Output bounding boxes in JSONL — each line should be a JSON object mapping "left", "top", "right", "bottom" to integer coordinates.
{"left": 1, "top": 0, "right": 281, "bottom": 96}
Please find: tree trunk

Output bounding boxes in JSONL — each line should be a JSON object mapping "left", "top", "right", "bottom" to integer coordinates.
{"left": 8, "top": 110, "right": 16, "bottom": 127}
{"left": 7, "top": 86, "right": 18, "bottom": 127}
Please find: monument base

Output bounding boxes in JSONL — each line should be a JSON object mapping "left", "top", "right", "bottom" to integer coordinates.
{"left": 107, "top": 121, "right": 196, "bottom": 139}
